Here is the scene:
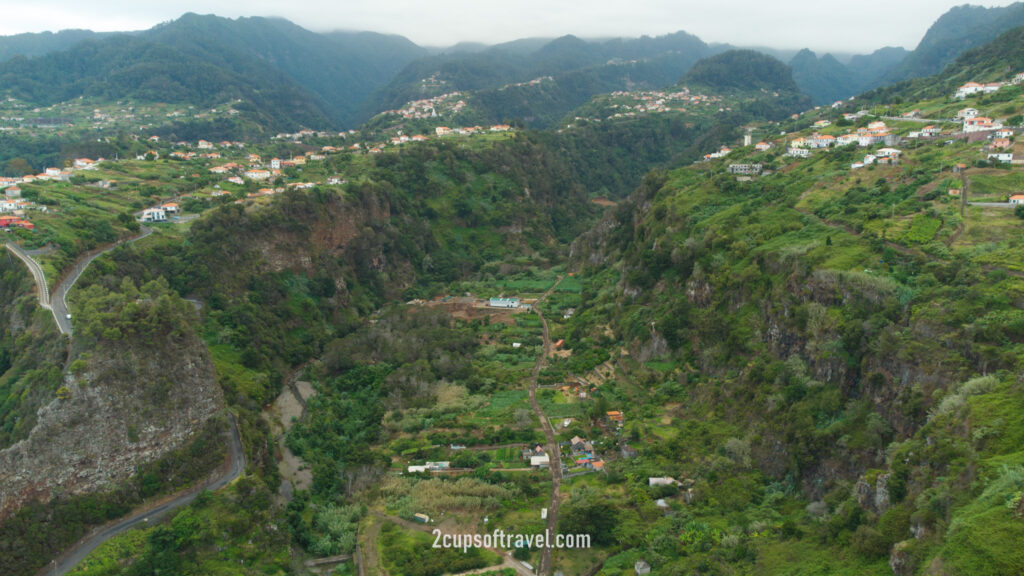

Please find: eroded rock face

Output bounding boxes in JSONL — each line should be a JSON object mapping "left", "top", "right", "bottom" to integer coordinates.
{"left": 889, "top": 540, "right": 914, "bottom": 576}
{"left": 0, "top": 336, "right": 223, "bottom": 521}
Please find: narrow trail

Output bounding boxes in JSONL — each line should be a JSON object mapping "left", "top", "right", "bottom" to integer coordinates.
{"left": 527, "top": 276, "right": 564, "bottom": 576}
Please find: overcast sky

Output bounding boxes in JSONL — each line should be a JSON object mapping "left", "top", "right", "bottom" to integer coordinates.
{"left": 1, "top": 1, "right": 1021, "bottom": 53}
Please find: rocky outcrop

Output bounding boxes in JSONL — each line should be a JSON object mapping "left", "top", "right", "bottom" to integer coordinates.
{"left": 0, "top": 330, "right": 223, "bottom": 521}
{"left": 855, "top": 473, "right": 892, "bottom": 515}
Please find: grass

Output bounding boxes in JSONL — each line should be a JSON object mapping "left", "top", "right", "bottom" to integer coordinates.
{"left": 67, "top": 527, "right": 150, "bottom": 575}
{"left": 377, "top": 521, "right": 502, "bottom": 576}
{"left": 753, "top": 538, "right": 891, "bottom": 576}
{"left": 904, "top": 214, "right": 943, "bottom": 243}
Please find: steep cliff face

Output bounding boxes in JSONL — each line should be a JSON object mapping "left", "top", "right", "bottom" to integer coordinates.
{"left": 0, "top": 261, "right": 67, "bottom": 451}
{"left": 569, "top": 170, "right": 1016, "bottom": 496}
{"left": 0, "top": 281, "right": 223, "bottom": 521}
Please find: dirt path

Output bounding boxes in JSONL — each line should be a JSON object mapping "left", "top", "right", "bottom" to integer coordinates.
{"left": 527, "top": 276, "right": 564, "bottom": 576}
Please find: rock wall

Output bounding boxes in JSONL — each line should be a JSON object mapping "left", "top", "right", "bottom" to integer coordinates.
{"left": 0, "top": 333, "right": 223, "bottom": 521}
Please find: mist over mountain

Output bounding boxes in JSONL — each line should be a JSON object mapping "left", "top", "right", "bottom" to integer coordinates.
{"left": 0, "top": 3, "right": 1020, "bottom": 132}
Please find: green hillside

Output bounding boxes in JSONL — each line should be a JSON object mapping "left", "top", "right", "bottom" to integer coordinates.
{"left": 3, "top": 10, "right": 1024, "bottom": 576}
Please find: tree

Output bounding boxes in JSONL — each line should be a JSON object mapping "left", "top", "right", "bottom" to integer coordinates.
{"left": 3, "top": 157, "right": 33, "bottom": 176}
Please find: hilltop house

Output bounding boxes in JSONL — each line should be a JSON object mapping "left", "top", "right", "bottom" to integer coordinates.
{"left": 956, "top": 82, "right": 1002, "bottom": 99}
{"left": 754, "top": 141, "right": 773, "bottom": 151}
{"left": 964, "top": 117, "right": 1001, "bottom": 133}
{"left": 806, "top": 134, "right": 836, "bottom": 149}
{"left": 140, "top": 208, "right": 167, "bottom": 223}
{"left": 245, "top": 169, "right": 271, "bottom": 181}
{"left": 1010, "top": 194, "right": 1024, "bottom": 204}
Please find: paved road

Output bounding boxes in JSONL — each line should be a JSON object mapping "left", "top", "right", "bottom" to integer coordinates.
{"left": 527, "top": 277, "right": 564, "bottom": 576}
{"left": 968, "top": 202, "right": 1015, "bottom": 207}
{"left": 50, "top": 226, "right": 152, "bottom": 336}
{"left": 40, "top": 412, "right": 245, "bottom": 576}
{"left": 5, "top": 242, "right": 51, "bottom": 307}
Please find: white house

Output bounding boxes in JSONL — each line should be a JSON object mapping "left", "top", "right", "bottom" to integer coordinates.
{"left": 836, "top": 134, "right": 859, "bottom": 147}
{"left": 489, "top": 297, "right": 520, "bottom": 309}
{"left": 245, "top": 169, "right": 271, "bottom": 180}
{"left": 270, "top": 158, "right": 282, "bottom": 170}
{"left": 140, "top": 208, "right": 167, "bottom": 222}
{"left": 531, "top": 454, "right": 551, "bottom": 469}
{"left": 806, "top": 134, "right": 836, "bottom": 149}
{"left": 964, "top": 117, "right": 1000, "bottom": 133}
{"left": 1010, "top": 194, "right": 1024, "bottom": 205}
{"left": 988, "top": 153, "right": 1013, "bottom": 163}
{"left": 957, "top": 108, "right": 979, "bottom": 120}
{"left": 956, "top": 83, "right": 980, "bottom": 99}
{"left": 786, "top": 148, "right": 811, "bottom": 158}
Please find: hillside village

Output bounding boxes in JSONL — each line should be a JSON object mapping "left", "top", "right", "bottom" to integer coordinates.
{"left": 702, "top": 70, "right": 1024, "bottom": 210}
{"left": 4, "top": 15, "right": 1024, "bottom": 576}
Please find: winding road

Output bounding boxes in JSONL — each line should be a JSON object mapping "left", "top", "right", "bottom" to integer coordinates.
{"left": 38, "top": 413, "right": 246, "bottom": 576}
{"left": 527, "top": 277, "right": 564, "bottom": 576}
{"left": 5, "top": 241, "right": 53, "bottom": 309}
{"left": 5, "top": 223, "right": 247, "bottom": 576}
{"left": 4, "top": 226, "right": 152, "bottom": 335}
{"left": 51, "top": 226, "right": 153, "bottom": 336}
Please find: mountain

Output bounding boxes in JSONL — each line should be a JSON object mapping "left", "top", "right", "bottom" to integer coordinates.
{"left": 786, "top": 46, "right": 910, "bottom": 105}
{"left": 786, "top": 3, "right": 1024, "bottom": 105}
{"left": 788, "top": 49, "right": 859, "bottom": 105}
{"left": 142, "top": 14, "right": 427, "bottom": 126}
{"left": 845, "top": 46, "right": 910, "bottom": 85}
{"left": 363, "top": 31, "right": 721, "bottom": 124}
{"left": 0, "top": 14, "right": 428, "bottom": 129}
{"left": 0, "top": 29, "right": 112, "bottom": 61}
{"left": 886, "top": 2, "right": 1024, "bottom": 82}
{"left": 0, "top": 35, "right": 335, "bottom": 132}
{"left": 684, "top": 49, "right": 801, "bottom": 93}
{"left": 861, "top": 23, "right": 1024, "bottom": 105}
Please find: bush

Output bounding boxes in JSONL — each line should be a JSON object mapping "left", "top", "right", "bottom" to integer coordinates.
{"left": 851, "top": 525, "right": 889, "bottom": 558}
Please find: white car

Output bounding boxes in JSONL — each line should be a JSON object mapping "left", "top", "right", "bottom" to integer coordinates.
{"left": 65, "top": 314, "right": 72, "bottom": 320}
